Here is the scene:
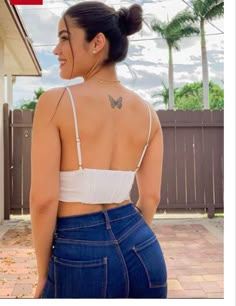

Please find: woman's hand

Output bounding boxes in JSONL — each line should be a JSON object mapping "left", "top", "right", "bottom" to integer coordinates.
{"left": 34, "top": 277, "right": 47, "bottom": 298}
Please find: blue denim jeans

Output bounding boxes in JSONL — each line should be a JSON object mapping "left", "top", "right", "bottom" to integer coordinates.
{"left": 41, "top": 203, "right": 167, "bottom": 298}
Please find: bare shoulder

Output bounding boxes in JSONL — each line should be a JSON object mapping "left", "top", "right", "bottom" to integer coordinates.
{"left": 34, "top": 86, "right": 67, "bottom": 125}
{"left": 37, "top": 86, "right": 67, "bottom": 103}
{"left": 125, "top": 88, "right": 161, "bottom": 142}
{"left": 142, "top": 100, "right": 161, "bottom": 144}
{"left": 146, "top": 100, "right": 162, "bottom": 139}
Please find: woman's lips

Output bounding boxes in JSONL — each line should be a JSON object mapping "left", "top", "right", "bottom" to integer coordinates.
{"left": 58, "top": 59, "right": 66, "bottom": 68}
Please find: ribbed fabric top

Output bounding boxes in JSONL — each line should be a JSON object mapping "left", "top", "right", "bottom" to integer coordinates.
{"left": 59, "top": 87, "right": 152, "bottom": 204}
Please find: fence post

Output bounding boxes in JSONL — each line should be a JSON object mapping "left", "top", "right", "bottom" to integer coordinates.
{"left": 3, "top": 103, "right": 10, "bottom": 220}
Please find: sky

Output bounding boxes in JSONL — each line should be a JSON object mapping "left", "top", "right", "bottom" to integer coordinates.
{"left": 10, "top": 0, "right": 224, "bottom": 109}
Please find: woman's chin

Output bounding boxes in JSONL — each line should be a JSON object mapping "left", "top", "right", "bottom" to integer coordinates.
{"left": 59, "top": 71, "right": 72, "bottom": 80}
{"left": 61, "top": 75, "right": 81, "bottom": 81}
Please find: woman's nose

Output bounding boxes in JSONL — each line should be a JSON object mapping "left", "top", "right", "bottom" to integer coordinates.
{"left": 53, "top": 44, "right": 60, "bottom": 55}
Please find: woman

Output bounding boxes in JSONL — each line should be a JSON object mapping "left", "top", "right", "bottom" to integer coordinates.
{"left": 30, "top": 1, "right": 167, "bottom": 299}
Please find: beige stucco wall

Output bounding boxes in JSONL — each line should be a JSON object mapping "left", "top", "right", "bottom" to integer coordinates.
{"left": 7, "top": 75, "right": 13, "bottom": 109}
{"left": 0, "top": 38, "right": 4, "bottom": 224}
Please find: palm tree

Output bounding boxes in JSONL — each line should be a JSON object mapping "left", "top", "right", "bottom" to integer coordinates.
{"left": 152, "top": 81, "right": 178, "bottom": 110}
{"left": 151, "top": 10, "right": 199, "bottom": 109}
{"left": 34, "top": 87, "right": 45, "bottom": 100}
{"left": 190, "top": 0, "right": 224, "bottom": 109}
{"left": 19, "top": 87, "right": 45, "bottom": 111}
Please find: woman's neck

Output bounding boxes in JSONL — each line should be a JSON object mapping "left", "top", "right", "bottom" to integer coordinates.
{"left": 83, "top": 64, "right": 119, "bottom": 83}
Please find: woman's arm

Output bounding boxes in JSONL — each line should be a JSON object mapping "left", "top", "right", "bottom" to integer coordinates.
{"left": 30, "top": 90, "right": 61, "bottom": 286}
{"left": 136, "top": 104, "right": 163, "bottom": 227}
{"left": 30, "top": 200, "right": 58, "bottom": 298}
{"left": 30, "top": 199, "right": 58, "bottom": 279}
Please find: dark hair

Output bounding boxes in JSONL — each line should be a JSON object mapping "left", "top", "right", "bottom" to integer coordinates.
{"left": 63, "top": 1, "right": 143, "bottom": 65}
{"left": 48, "top": 1, "right": 143, "bottom": 124}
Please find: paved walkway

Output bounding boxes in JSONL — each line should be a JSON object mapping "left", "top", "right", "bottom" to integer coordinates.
{"left": 0, "top": 214, "right": 224, "bottom": 299}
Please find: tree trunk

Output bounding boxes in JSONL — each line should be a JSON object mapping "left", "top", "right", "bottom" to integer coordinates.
{"left": 200, "top": 18, "right": 209, "bottom": 109}
{"left": 168, "top": 44, "right": 174, "bottom": 109}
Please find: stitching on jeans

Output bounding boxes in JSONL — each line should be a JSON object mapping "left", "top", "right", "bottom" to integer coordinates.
{"left": 109, "top": 212, "right": 137, "bottom": 222}
{"left": 56, "top": 212, "right": 138, "bottom": 232}
{"left": 53, "top": 257, "right": 57, "bottom": 298}
{"left": 133, "top": 247, "right": 152, "bottom": 287}
{"left": 106, "top": 229, "right": 130, "bottom": 298}
{"left": 54, "top": 257, "right": 105, "bottom": 268}
{"left": 103, "top": 257, "right": 108, "bottom": 298}
{"left": 134, "top": 235, "right": 157, "bottom": 251}
{"left": 118, "top": 219, "right": 143, "bottom": 243}
{"left": 55, "top": 237, "right": 117, "bottom": 245}
{"left": 150, "top": 282, "right": 167, "bottom": 289}
{"left": 132, "top": 247, "right": 167, "bottom": 288}
{"left": 56, "top": 221, "right": 106, "bottom": 231}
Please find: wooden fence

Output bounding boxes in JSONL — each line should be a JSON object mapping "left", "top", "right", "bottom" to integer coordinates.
{"left": 3, "top": 104, "right": 223, "bottom": 219}
{"left": 131, "top": 110, "right": 224, "bottom": 218}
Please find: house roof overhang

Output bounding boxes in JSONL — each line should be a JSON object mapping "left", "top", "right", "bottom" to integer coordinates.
{"left": 0, "top": 0, "right": 42, "bottom": 77}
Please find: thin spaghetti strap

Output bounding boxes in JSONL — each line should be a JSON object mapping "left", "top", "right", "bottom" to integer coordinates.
{"left": 135, "top": 102, "right": 152, "bottom": 172}
{"left": 146, "top": 102, "right": 152, "bottom": 144}
{"left": 66, "top": 87, "right": 83, "bottom": 170}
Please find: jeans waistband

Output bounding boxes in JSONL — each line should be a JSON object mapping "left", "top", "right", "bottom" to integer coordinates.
{"left": 56, "top": 202, "right": 137, "bottom": 231}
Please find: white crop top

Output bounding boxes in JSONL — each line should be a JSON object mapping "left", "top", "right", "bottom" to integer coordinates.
{"left": 59, "top": 87, "right": 152, "bottom": 204}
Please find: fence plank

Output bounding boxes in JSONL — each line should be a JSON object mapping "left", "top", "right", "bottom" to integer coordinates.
{"left": 22, "top": 110, "right": 33, "bottom": 214}
{"left": 202, "top": 111, "right": 215, "bottom": 217}
{"left": 182, "top": 110, "right": 195, "bottom": 208}
{"left": 175, "top": 111, "right": 187, "bottom": 208}
{"left": 158, "top": 111, "right": 177, "bottom": 209}
{"left": 9, "top": 110, "right": 13, "bottom": 216}
{"left": 3, "top": 104, "right": 10, "bottom": 220}
{"left": 211, "top": 111, "right": 224, "bottom": 208}
{"left": 192, "top": 111, "right": 205, "bottom": 207}
{"left": 12, "top": 110, "right": 23, "bottom": 214}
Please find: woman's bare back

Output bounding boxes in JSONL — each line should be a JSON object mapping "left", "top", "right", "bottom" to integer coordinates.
{"left": 51, "top": 82, "right": 155, "bottom": 216}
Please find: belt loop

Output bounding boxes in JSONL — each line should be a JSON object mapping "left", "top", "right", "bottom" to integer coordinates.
{"left": 103, "top": 211, "right": 111, "bottom": 230}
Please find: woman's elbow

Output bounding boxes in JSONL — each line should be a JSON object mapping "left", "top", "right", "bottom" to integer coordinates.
{"left": 30, "top": 193, "right": 57, "bottom": 211}
{"left": 139, "top": 193, "right": 161, "bottom": 207}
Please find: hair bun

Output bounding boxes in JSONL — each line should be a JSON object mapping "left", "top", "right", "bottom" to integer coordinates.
{"left": 118, "top": 4, "right": 143, "bottom": 36}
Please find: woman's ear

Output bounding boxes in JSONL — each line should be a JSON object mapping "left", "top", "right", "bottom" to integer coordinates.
{"left": 92, "top": 32, "right": 106, "bottom": 53}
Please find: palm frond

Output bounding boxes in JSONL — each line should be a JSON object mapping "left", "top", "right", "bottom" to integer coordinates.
{"left": 204, "top": 2, "right": 224, "bottom": 20}
{"left": 178, "top": 25, "right": 200, "bottom": 37}
{"left": 151, "top": 19, "right": 167, "bottom": 38}
{"left": 191, "top": 0, "right": 205, "bottom": 18}
{"left": 166, "top": 9, "right": 197, "bottom": 33}
{"left": 142, "top": 17, "right": 152, "bottom": 31}
{"left": 151, "top": 7, "right": 200, "bottom": 49}
{"left": 166, "top": 24, "right": 199, "bottom": 46}
{"left": 191, "top": 0, "right": 224, "bottom": 19}
{"left": 172, "top": 41, "right": 180, "bottom": 51}
{"left": 162, "top": 81, "right": 168, "bottom": 91}
{"left": 203, "top": 0, "right": 224, "bottom": 12}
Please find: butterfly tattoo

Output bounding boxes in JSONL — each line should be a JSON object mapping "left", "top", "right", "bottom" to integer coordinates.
{"left": 108, "top": 95, "right": 123, "bottom": 109}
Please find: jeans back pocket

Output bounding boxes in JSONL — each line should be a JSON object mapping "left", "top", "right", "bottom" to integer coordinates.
{"left": 132, "top": 236, "right": 167, "bottom": 288}
{"left": 54, "top": 256, "right": 107, "bottom": 298}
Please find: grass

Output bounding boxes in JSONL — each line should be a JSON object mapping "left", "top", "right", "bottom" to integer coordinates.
{"left": 214, "top": 212, "right": 224, "bottom": 217}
